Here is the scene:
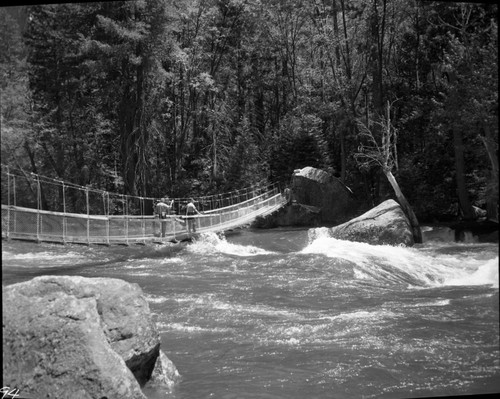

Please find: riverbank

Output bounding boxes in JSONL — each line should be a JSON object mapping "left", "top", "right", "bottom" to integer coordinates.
{"left": 424, "top": 219, "right": 499, "bottom": 243}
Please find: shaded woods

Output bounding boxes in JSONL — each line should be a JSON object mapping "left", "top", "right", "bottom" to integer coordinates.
{"left": 1, "top": 0, "right": 498, "bottom": 224}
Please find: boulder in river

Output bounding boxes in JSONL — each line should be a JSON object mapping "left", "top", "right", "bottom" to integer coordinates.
{"left": 290, "top": 166, "right": 357, "bottom": 225}
{"left": 253, "top": 202, "right": 321, "bottom": 228}
{"left": 255, "top": 166, "right": 358, "bottom": 228}
{"left": 329, "top": 199, "right": 414, "bottom": 246}
{"left": 2, "top": 275, "right": 179, "bottom": 399}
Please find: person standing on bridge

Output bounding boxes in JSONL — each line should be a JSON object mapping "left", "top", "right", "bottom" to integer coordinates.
{"left": 155, "top": 197, "right": 174, "bottom": 238}
{"left": 186, "top": 198, "right": 202, "bottom": 237}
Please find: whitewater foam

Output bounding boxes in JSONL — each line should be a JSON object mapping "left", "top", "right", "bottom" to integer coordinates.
{"left": 123, "top": 263, "right": 149, "bottom": 269}
{"left": 144, "top": 294, "right": 169, "bottom": 304}
{"left": 323, "top": 309, "right": 401, "bottom": 323}
{"left": 159, "top": 257, "right": 183, "bottom": 264}
{"left": 187, "top": 232, "right": 275, "bottom": 257}
{"left": 302, "top": 228, "right": 499, "bottom": 288}
{"left": 445, "top": 258, "right": 499, "bottom": 288}
{"left": 171, "top": 293, "right": 303, "bottom": 320}
{"left": 128, "top": 271, "right": 157, "bottom": 276}
{"left": 2, "top": 250, "right": 85, "bottom": 261}
{"left": 158, "top": 322, "right": 230, "bottom": 334}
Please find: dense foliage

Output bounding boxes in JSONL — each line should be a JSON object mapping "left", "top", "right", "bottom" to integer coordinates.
{"left": 1, "top": 0, "right": 497, "bottom": 222}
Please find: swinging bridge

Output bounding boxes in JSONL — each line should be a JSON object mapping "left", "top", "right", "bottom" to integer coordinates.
{"left": 1, "top": 165, "right": 287, "bottom": 245}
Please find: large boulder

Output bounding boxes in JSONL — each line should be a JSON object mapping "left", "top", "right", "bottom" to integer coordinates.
{"left": 329, "top": 199, "right": 414, "bottom": 246}
{"left": 253, "top": 202, "right": 321, "bottom": 228}
{"left": 2, "top": 276, "right": 179, "bottom": 399}
{"left": 291, "top": 166, "right": 357, "bottom": 225}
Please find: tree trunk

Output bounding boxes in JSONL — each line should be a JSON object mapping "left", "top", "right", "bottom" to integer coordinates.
{"left": 370, "top": 0, "right": 384, "bottom": 116}
{"left": 120, "top": 92, "right": 137, "bottom": 197}
{"left": 212, "top": 126, "right": 217, "bottom": 181}
{"left": 480, "top": 124, "right": 499, "bottom": 222}
{"left": 452, "top": 124, "right": 474, "bottom": 220}
{"left": 331, "top": 0, "right": 341, "bottom": 68}
{"left": 171, "top": 83, "right": 177, "bottom": 184}
{"left": 340, "top": 125, "right": 346, "bottom": 183}
{"left": 385, "top": 169, "right": 422, "bottom": 243}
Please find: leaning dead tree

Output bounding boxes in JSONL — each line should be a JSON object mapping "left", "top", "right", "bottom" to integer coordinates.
{"left": 354, "top": 100, "right": 422, "bottom": 244}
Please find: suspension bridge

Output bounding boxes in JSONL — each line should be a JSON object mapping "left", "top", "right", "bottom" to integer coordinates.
{"left": 1, "top": 165, "right": 287, "bottom": 245}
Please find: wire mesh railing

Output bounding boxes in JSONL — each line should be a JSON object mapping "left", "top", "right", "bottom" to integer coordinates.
{"left": 1, "top": 165, "right": 286, "bottom": 244}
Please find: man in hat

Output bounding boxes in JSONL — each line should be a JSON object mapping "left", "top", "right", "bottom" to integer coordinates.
{"left": 155, "top": 197, "right": 174, "bottom": 237}
{"left": 185, "top": 198, "right": 201, "bottom": 237}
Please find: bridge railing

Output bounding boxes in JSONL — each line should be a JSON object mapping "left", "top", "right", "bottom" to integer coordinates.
{"left": 1, "top": 164, "right": 277, "bottom": 215}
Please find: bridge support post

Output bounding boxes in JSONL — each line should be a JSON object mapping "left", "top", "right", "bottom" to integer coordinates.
{"left": 6, "top": 168, "right": 10, "bottom": 240}
{"left": 124, "top": 195, "right": 129, "bottom": 246}
{"left": 86, "top": 187, "right": 90, "bottom": 245}
{"left": 140, "top": 197, "right": 145, "bottom": 245}
{"left": 62, "top": 182, "right": 67, "bottom": 244}
{"left": 12, "top": 174, "right": 17, "bottom": 236}
{"left": 36, "top": 175, "right": 41, "bottom": 243}
{"left": 105, "top": 192, "right": 110, "bottom": 246}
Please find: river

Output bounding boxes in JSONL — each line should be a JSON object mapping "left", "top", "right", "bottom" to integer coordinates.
{"left": 2, "top": 226, "right": 499, "bottom": 399}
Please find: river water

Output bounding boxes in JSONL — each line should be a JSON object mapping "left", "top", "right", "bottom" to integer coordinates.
{"left": 2, "top": 226, "right": 499, "bottom": 399}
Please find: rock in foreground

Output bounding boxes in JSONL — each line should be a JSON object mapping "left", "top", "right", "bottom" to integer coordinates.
{"left": 2, "top": 275, "right": 179, "bottom": 399}
{"left": 329, "top": 199, "right": 414, "bottom": 246}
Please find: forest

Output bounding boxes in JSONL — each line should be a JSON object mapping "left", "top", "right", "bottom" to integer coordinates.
{"left": 1, "top": 0, "right": 498, "bottom": 224}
